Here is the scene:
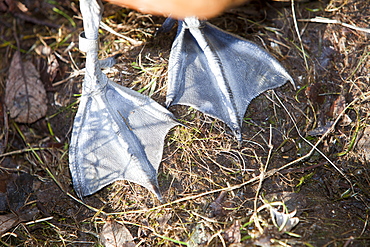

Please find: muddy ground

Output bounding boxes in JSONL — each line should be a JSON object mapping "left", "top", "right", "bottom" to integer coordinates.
{"left": 0, "top": 0, "right": 369, "bottom": 246}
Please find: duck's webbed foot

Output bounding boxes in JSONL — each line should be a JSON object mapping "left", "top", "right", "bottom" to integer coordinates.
{"left": 166, "top": 17, "right": 294, "bottom": 142}
{"left": 69, "top": 0, "right": 179, "bottom": 201}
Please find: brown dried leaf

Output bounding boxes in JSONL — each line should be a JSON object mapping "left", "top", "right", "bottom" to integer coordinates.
{"left": 209, "top": 191, "right": 227, "bottom": 217}
{"left": 0, "top": 213, "right": 19, "bottom": 235}
{"left": 305, "top": 83, "right": 325, "bottom": 105}
{"left": 328, "top": 94, "right": 346, "bottom": 118}
{"left": 0, "top": 203, "right": 38, "bottom": 235}
{"left": 5, "top": 51, "right": 47, "bottom": 123}
{"left": 100, "top": 219, "right": 135, "bottom": 247}
{"left": 209, "top": 191, "right": 234, "bottom": 217}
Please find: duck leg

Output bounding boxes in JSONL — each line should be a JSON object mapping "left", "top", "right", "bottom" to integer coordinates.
{"left": 69, "top": 0, "right": 179, "bottom": 200}
{"left": 166, "top": 17, "right": 294, "bottom": 142}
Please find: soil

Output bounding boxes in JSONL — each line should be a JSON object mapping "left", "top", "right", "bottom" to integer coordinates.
{"left": 0, "top": 0, "right": 369, "bottom": 246}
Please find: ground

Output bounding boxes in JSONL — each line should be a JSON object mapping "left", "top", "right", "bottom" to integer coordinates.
{"left": 0, "top": 0, "right": 369, "bottom": 246}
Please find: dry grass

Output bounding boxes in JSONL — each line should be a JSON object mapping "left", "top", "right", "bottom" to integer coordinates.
{"left": 0, "top": 0, "right": 369, "bottom": 246}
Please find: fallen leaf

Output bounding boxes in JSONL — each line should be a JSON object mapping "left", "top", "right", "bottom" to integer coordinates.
{"left": 305, "top": 83, "right": 325, "bottom": 105}
{"left": 209, "top": 191, "right": 234, "bottom": 217}
{"left": 100, "top": 219, "right": 135, "bottom": 247}
{"left": 5, "top": 51, "right": 47, "bottom": 123}
{"left": 0, "top": 207, "right": 38, "bottom": 236}
{"left": 327, "top": 94, "right": 352, "bottom": 126}
{"left": 0, "top": 213, "right": 19, "bottom": 235}
{"left": 209, "top": 191, "right": 227, "bottom": 216}
{"left": 328, "top": 94, "right": 346, "bottom": 118}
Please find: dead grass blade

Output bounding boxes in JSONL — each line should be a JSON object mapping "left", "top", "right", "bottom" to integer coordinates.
{"left": 298, "top": 17, "right": 370, "bottom": 34}
{"left": 100, "top": 21, "right": 142, "bottom": 46}
{"left": 291, "top": 0, "right": 309, "bottom": 71}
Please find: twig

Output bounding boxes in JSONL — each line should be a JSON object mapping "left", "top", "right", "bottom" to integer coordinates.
{"left": 0, "top": 147, "right": 46, "bottom": 158}
{"left": 52, "top": 69, "right": 85, "bottom": 87}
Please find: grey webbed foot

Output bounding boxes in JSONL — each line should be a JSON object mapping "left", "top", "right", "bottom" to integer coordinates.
{"left": 69, "top": 0, "right": 179, "bottom": 200}
{"left": 166, "top": 17, "right": 294, "bottom": 142}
